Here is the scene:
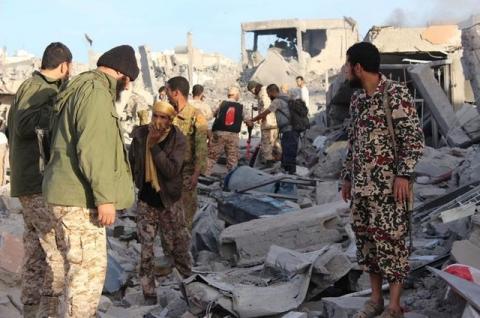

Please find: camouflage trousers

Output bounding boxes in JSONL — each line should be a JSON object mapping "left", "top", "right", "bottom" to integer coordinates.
{"left": 351, "top": 195, "right": 410, "bottom": 284}
{"left": 136, "top": 201, "right": 192, "bottom": 296}
{"left": 47, "top": 205, "right": 107, "bottom": 318}
{"left": 181, "top": 166, "right": 198, "bottom": 231}
{"left": 19, "top": 194, "right": 64, "bottom": 307}
{"left": 260, "top": 128, "right": 280, "bottom": 162}
{"left": 206, "top": 131, "right": 239, "bottom": 175}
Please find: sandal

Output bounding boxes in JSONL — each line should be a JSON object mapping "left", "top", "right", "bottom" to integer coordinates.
{"left": 353, "top": 299, "right": 385, "bottom": 318}
{"left": 379, "top": 308, "right": 404, "bottom": 318}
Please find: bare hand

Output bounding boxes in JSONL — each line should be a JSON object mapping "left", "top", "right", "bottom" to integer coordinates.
{"left": 188, "top": 171, "right": 201, "bottom": 190}
{"left": 341, "top": 180, "right": 352, "bottom": 202}
{"left": 148, "top": 124, "right": 165, "bottom": 144}
{"left": 98, "top": 203, "right": 116, "bottom": 226}
{"left": 394, "top": 176, "right": 410, "bottom": 204}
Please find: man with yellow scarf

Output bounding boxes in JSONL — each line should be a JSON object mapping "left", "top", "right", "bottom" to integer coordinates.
{"left": 129, "top": 101, "right": 192, "bottom": 304}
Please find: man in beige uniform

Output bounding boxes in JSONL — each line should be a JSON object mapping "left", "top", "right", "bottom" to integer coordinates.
{"left": 247, "top": 81, "right": 279, "bottom": 166}
{"left": 168, "top": 76, "right": 208, "bottom": 231}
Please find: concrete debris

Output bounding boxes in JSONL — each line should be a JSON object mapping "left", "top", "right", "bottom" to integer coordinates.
{"left": 461, "top": 14, "right": 480, "bottom": 112}
{"left": 453, "top": 146, "right": 480, "bottom": 187}
{"left": 452, "top": 240, "right": 480, "bottom": 269}
{"left": 103, "top": 252, "right": 128, "bottom": 294}
{"left": 409, "top": 64, "right": 471, "bottom": 147}
{"left": 0, "top": 231, "right": 24, "bottom": 275}
{"left": 220, "top": 202, "right": 346, "bottom": 266}
{"left": 190, "top": 202, "right": 224, "bottom": 259}
{"left": 463, "top": 304, "right": 480, "bottom": 318}
{"left": 282, "top": 312, "right": 308, "bottom": 318}
{"left": 4, "top": 16, "right": 480, "bottom": 318}
{"left": 185, "top": 245, "right": 340, "bottom": 317}
{"left": 429, "top": 266, "right": 480, "bottom": 312}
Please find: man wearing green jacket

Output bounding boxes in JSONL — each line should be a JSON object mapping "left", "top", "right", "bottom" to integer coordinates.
{"left": 7, "top": 42, "right": 72, "bottom": 318}
{"left": 42, "top": 45, "right": 139, "bottom": 317}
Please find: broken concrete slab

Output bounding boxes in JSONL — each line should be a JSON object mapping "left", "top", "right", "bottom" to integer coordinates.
{"left": 220, "top": 201, "right": 346, "bottom": 266}
{"left": 191, "top": 202, "right": 224, "bottom": 258}
{"left": 315, "top": 180, "right": 340, "bottom": 205}
{"left": 408, "top": 64, "right": 471, "bottom": 147}
{"left": 463, "top": 304, "right": 480, "bottom": 318}
{"left": 185, "top": 245, "right": 325, "bottom": 317}
{"left": 0, "top": 232, "right": 24, "bottom": 275}
{"left": 429, "top": 266, "right": 480, "bottom": 311}
{"left": 452, "top": 240, "right": 480, "bottom": 269}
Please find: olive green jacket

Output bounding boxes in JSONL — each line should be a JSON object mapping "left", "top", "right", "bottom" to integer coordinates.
{"left": 7, "top": 71, "right": 61, "bottom": 197}
{"left": 42, "top": 70, "right": 134, "bottom": 209}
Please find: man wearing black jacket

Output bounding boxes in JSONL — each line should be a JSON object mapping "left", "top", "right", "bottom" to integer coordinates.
{"left": 129, "top": 101, "right": 192, "bottom": 304}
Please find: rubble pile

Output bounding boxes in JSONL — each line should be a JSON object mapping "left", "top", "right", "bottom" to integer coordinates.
{"left": 4, "top": 14, "right": 480, "bottom": 318}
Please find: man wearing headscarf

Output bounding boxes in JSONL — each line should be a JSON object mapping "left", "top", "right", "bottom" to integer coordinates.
{"left": 129, "top": 101, "right": 192, "bottom": 304}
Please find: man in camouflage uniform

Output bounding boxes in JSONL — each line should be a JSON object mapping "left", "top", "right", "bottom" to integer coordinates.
{"left": 206, "top": 86, "right": 248, "bottom": 175}
{"left": 129, "top": 101, "right": 192, "bottom": 304}
{"left": 340, "top": 42, "right": 424, "bottom": 318}
{"left": 7, "top": 42, "right": 72, "bottom": 318}
{"left": 167, "top": 76, "right": 208, "bottom": 231}
{"left": 247, "top": 81, "right": 280, "bottom": 166}
{"left": 42, "top": 45, "right": 139, "bottom": 317}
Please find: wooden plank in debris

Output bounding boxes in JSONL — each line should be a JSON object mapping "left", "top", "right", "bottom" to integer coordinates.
{"left": 440, "top": 205, "right": 478, "bottom": 223}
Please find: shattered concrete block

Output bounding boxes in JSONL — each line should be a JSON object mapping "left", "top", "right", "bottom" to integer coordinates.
{"left": 321, "top": 296, "right": 373, "bottom": 318}
{"left": 220, "top": 201, "right": 346, "bottom": 266}
{"left": 0, "top": 232, "right": 24, "bottom": 274}
{"left": 316, "top": 180, "right": 340, "bottom": 205}
{"left": 98, "top": 295, "right": 113, "bottom": 313}
{"left": 123, "top": 290, "right": 145, "bottom": 307}
{"left": 408, "top": 64, "right": 471, "bottom": 147}
{"left": 452, "top": 240, "right": 480, "bottom": 269}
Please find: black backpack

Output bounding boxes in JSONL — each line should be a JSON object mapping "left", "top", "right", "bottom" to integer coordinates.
{"left": 287, "top": 98, "right": 310, "bottom": 132}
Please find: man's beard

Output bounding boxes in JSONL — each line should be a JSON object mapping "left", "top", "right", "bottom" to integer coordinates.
{"left": 168, "top": 98, "right": 178, "bottom": 111}
{"left": 348, "top": 74, "right": 363, "bottom": 89}
{"left": 116, "top": 76, "right": 129, "bottom": 102}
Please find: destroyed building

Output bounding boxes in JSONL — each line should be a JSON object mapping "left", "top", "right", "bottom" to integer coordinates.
{"left": 241, "top": 18, "right": 359, "bottom": 86}
{"left": 3, "top": 14, "right": 480, "bottom": 318}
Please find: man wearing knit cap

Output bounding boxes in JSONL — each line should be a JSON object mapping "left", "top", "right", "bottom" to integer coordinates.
{"left": 206, "top": 86, "right": 248, "bottom": 175}
{"left": 247, "top": 80, "right": 280, "bottom": 167}
{"left": 167, "top": 76, "right": 208, "bottom": 232}
{"left": 42, "top": 45, "right": 139, "bottom": 317}
{"left": 129, "top": 101, "right": 192, "bottom": 304}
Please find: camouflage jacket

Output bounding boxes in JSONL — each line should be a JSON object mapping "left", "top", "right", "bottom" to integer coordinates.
{"left": 173, "top": 103, "right": 208, "bottom": 174}
{"left": 341, "top": 75, "right": 424, "bottom": 197}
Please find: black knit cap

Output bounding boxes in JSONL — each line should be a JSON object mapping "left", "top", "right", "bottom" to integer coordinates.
{"left": 97, "top": 45, "right": 139, "bottom": 81}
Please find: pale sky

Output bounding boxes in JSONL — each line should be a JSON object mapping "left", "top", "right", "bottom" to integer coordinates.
{"left": 0, "top": 0, "right": 478, "bottom": 63}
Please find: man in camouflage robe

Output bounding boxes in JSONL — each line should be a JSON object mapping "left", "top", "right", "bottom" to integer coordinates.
{"left": 340, "top": 42, "right": 424, "bottom": 318}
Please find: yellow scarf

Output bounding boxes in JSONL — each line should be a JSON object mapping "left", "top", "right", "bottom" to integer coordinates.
{"left": 145, "top": 101, "right": 176, "bottom": 192}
